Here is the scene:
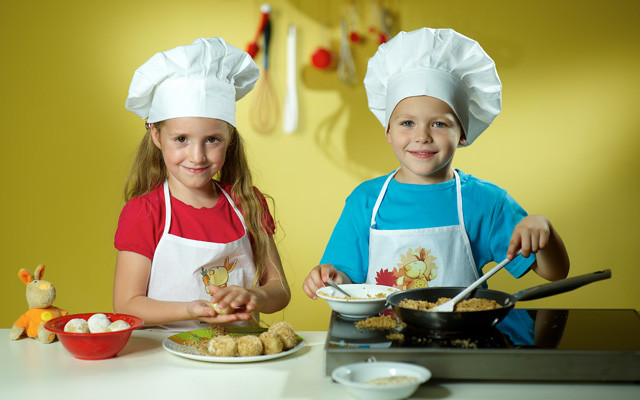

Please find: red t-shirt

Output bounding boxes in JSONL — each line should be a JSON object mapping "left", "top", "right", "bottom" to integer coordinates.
{"left": 114, "top": 183, "right": 275, "bottom": 261}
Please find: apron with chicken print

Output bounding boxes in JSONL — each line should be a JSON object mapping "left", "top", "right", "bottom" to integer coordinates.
{"left": 147, "top": 181, "right": 256, "bottom": 330}
{"left": 366, "top": 169, "right": 479, "bottom": 289}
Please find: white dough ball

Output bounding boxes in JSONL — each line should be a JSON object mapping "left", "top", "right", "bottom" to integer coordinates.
{"left": 107, "top": 320, "right": 131, "bottom": 332}
{"left": 212, "top": 302, "right": 233, "bottom": 315}
{"left": 64, "top": 318, "right": 90, "bottom": 333}
{"left": 87, "top": 313, "right": 111, "bottom": 333}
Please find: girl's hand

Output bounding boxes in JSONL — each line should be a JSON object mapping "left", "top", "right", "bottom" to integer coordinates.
{"left": 206, "top": 285, "right": 262, "bottom": 317}
{"left": 507, "top": 215, "right": 551, "bottom": 259}
{"left": 302, "top": 264, "right": 344, "bottom": 299}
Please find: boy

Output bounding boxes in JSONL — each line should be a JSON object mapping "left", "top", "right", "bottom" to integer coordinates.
{"left": 303, "top": 28, "right": 569, "bottom": 298}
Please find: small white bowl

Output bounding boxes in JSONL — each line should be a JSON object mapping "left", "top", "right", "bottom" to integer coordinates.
{"left": 316, "top": 284, "right": 400, "bottom": 319}
{"left": 332, "top": 361, "right": 431, "bottom": 400}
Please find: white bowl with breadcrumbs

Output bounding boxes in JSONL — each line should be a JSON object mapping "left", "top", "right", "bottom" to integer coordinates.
{"left": 332, "top": 361, "right": 431, "bottom": 400}
{"left": 316, "top": 284, "right": 399, "bottom": 319}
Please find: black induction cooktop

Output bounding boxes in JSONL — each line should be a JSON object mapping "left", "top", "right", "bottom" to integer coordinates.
{"left": 324, "top": 308, "right": 640, "bottom": 382}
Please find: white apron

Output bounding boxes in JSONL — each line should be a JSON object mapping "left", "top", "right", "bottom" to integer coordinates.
{"left": 367, "top": 170, "right": 479, "bottom": 289}
{"left": 147, "top": 181, "right": 256, "bottom": 330}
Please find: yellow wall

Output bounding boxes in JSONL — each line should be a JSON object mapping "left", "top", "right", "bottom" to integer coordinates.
{"left": 2, "top": 0, "right": 639, "bottom": 330}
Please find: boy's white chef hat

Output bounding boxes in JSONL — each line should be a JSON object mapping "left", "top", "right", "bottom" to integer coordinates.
{"left": 125, "top": 37, "right": 259, "bottom": 128}
{"left": 364, "top": 28, "right": 501, "bottom": 146}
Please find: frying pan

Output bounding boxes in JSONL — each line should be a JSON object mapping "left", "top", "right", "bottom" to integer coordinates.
{"left": 386, "top": 269, "right": 611, "bottom": 332}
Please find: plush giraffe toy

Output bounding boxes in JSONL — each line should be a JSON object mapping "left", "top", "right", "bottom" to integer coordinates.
{"left": 9, "top": 264, "right": 67, "bottom": 344}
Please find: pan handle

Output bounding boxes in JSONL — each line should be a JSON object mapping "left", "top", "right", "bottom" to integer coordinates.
{"left": 513, "top": 269, "right": 611, "bottom": 301}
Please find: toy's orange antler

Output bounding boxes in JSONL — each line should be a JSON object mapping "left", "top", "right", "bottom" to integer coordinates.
{"left": 18, "top": 269, "right": 32, "bottom": 284}
{"left": 34, "top": 264, "right": 45, "bottom": 280}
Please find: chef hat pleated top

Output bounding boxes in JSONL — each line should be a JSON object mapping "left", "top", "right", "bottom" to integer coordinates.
{"left": 364, "top": 28, "right": 502, "bottom": 146}
{"left": 125, "top": 37, "right": 259, "bottom": 128}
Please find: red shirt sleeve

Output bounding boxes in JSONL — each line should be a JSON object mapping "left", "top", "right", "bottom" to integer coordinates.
{"left": 114, "top": 193, "right": 162, "bottom": 261}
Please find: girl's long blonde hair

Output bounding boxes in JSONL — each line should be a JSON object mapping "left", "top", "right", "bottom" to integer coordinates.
{"left": 124, "top": 121, "right": 274, "bottom": 287}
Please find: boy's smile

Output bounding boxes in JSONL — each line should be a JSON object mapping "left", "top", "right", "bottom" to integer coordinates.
{"left": 386, "top": 95, "right": 466, "bottom": 185}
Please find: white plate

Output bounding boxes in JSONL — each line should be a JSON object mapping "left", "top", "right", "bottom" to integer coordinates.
{"left": 162, "top": 328, "right": 305, "bottom": 363}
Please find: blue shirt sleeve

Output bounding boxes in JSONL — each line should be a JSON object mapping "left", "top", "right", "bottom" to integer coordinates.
{"left": 319, "top": 181, "right": 378, "bottom": 283}
{"left": 462, "top": 175, "right": 533, "bottom": 278}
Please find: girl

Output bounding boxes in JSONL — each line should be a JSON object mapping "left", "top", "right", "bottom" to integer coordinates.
{"left": 303, "top": 28, "right": 569, "bottom": 298}
{"left": 114, "top": 37, "right": 290, "bottom": 329}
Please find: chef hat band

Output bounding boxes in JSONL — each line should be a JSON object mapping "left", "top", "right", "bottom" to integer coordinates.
{"left": 364, "top": 28, "right": 502, "bottom": 146}
{"left": 125, "top": 37, "right": 259, "bottom": 128}
{"left": 386, "top": 69, "right": 470, "bottom": 138}
{"left": 148, "top": 79, "right": 236, "bottom": 124}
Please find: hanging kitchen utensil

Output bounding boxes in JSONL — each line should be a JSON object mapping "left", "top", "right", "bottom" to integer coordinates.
{"left": 310, "top": 2, "right": 335, "bottom": 70}
{"left": 282, "top": 24, "right": 298, "bottom": 134}
{"left": 378, "top": 6, "right": 393, "bottom": 44}
{"left": 368, "top": 0, "right": 393, "bottom": 44}
{"left": 250, "top": 6, "right": 279, "bottom": 134}
{"left": 337, "top": 17, "right": 357, "bottom": 85}
{"left": 387, "top": 269, "right": 612, "bottom": 332}
{"left": 347, "top": 0, "right": 363, "bottom": 43}
{"left": 246, "top": 4, "right": 270, "bottom": 58}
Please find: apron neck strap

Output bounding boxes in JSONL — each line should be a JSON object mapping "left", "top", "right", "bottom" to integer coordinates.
{"left": 161, "top": 180, "right": 249, "bottom": 235}
{"left": 370, "top": 169, "right": 399, "bottom": 227}
{"left": 214, "top": 182, "right": 248, "bottom": 228}
{"left": 162, "top": 181, "right": 172, "bottom": 235}
{"left": 370, "top": 169, "right": 464, "bottom": 228}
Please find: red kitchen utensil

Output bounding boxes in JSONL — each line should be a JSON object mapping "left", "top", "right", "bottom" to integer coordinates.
{"left": 246, "top": 4, "right": 270, "bottom": 58}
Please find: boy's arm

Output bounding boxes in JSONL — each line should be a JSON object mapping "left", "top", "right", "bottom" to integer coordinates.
{"left": 507, "top": 215, "right": 570, "bottom": 281}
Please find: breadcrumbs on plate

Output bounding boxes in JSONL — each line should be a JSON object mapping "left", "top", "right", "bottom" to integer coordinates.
{"left": 354, "top": 315, "right": 401, "bottom": 331}
{"left": 183, "top": 322, "right": 300, "bottom": 357}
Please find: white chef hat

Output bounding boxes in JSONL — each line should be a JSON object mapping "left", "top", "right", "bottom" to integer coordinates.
{"left": 125, "top": 37, "right": 259, "bottom": 128}
{"left": 364, "top": 28, "right": 502, "bottom": 146}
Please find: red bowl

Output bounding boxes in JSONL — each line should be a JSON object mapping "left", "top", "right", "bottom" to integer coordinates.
{"left": 44, "top": 312, "right": 143, "bottom": 360}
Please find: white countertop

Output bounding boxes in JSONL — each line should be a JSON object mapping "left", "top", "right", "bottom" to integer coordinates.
{"left": 2, "top": 329, "right": 638, "bottom": 399}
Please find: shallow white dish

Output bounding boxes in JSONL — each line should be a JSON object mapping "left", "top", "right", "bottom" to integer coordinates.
{"left": 162, "top": 329, "right": 305, "bottom": 363}
{"left": 332, "top": 361, "right": 431, "bottom": 400}
{"left": 316, "top": 284, "right": 400, "bottom": 319}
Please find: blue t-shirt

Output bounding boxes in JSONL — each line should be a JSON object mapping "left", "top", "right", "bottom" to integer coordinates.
{"left": 320, "top": 170, "right": 534, "bottom": 284}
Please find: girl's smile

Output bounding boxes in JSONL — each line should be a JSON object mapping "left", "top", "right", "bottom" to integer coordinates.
{"left": 182, "top": 165, "right": 210, "bottom": 174}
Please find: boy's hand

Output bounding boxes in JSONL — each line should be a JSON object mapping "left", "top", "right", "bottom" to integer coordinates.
{"left": 302, "top": 264, "right": 342, "bottom": 299}
{"left": 507, "top": 215, "right": 551, "bottom": 259}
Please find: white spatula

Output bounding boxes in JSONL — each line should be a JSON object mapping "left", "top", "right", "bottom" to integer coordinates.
{"left": 432, "top": 250, "right": 522, "bottom": 312}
